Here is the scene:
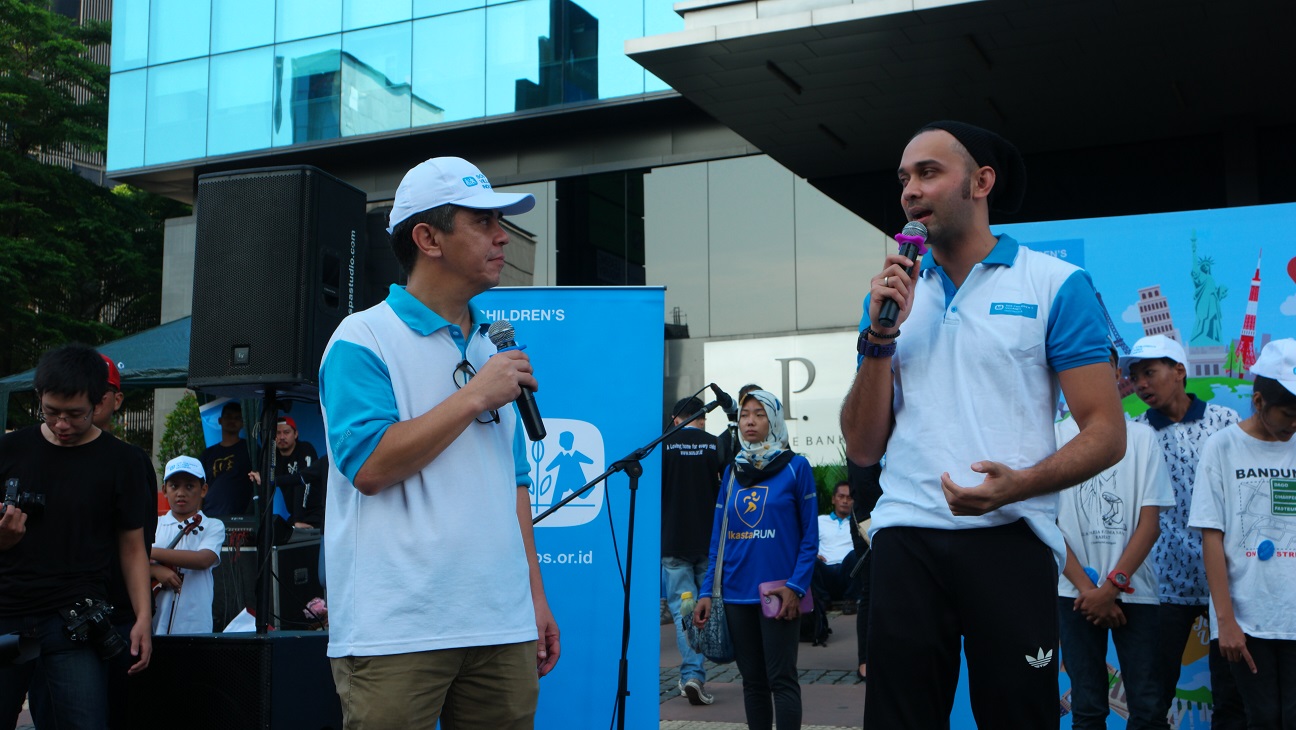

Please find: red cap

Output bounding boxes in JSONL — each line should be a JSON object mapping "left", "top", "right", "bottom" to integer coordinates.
{"left": 100, "top": 354, "right": 121, "bottom": 390}
{"left": 278, "top": 415, "right": 297, "bottom": 431}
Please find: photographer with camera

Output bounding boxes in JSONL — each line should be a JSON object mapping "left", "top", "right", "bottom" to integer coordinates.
{"left": 0, "top": 344, "right": 153, "bottom": 730}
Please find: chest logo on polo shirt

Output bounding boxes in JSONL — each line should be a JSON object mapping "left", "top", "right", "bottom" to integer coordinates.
{"left": 989, "top": 302, "right": 1039, "bottom": 319}
{"left": 736, "top": 486, "right": 768, "bottom": 529}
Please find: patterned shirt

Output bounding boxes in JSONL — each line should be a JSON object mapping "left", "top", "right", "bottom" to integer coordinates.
{"left": 1134, "top": 396, "right": 1239, "bottom": 605}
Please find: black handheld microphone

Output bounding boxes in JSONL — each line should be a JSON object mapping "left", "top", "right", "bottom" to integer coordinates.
{"left": 709, "top": 383, "right": 736, "bottom": 416}
{"left": 486, "top": 320, "right": 546, "bottom": 442}
{"left": 876, "top": 221, "right": 929, "bottom": 329}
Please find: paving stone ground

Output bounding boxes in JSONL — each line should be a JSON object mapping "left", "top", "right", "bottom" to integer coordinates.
{"left": 658, "top": 601, "right": 866, "bottom": 729}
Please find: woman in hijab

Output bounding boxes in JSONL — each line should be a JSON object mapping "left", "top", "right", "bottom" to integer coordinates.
{"left": 693, "top": 390, "right": 818, "bottom": 730}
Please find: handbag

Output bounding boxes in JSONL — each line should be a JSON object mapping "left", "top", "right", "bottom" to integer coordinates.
{"left": 686, "top": 472, "right": 738, "bottom": 664}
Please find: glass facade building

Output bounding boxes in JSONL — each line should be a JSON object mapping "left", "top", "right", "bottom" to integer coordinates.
{"left": 108, "top": 0, "right": 683, "bottom": 171}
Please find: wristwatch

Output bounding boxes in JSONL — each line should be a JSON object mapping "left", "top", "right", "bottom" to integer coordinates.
{"left": 1106, "top": 569, "right": 1133, "bottom": 594}
{"left": 857, "top": 330, "right": 897, "bottom": 359}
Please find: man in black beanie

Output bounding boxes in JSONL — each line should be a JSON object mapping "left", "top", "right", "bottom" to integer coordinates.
{"left": 842, "top": 122, "right": 1127, "bottom": 729}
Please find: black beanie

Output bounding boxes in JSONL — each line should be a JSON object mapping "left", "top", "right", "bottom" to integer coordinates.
{"left": 916, "top": 121, "right": 1027, "bottom": 214}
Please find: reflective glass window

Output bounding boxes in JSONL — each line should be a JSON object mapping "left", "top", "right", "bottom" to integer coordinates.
{"left": 344, "top": 0, "right": 411, "bottom": 30}
{"left": 340, "top": 24, "right": 412, "bottom": 137}
{"left": 107, "top": 71, "right": 147, "bottom": 170}
{"left": 277, "top": 0, "right": 341, "bottom": 43}
{"left": 411, "top": 11, "right": 485, "bottom": 125}
{"left": 272, "top": 36, "right": 343, "bottom": 147}
{"left": 110, "top": 0, "right": 149, "bottom": 71}
{"left": 413, "top": 0, "right": 482, "bottom": 18}
{"left": 484, "top": 0, "right": 548, "bottom": 116}
{"left": 145, "top": 59, "right": 209, "bottom": 166}
{"left": 148, "top": 0, "right": 211, "bottom": 65}
{"left": 567, "top": 0, "right": 644, "bottom": 101}
{"left": 212, "top": 0, "right": 274, "bottom": 54}
{"left": 208, "top": 48, "right": 274, "bottom": 156}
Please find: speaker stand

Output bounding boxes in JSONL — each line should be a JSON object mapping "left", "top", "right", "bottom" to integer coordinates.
{"left": 255, "top": 387, "right": 279, "bottom": 634}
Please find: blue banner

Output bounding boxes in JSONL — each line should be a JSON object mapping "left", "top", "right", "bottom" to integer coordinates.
{"left": 477, "top": 286, "right": 665, "bottom": 730}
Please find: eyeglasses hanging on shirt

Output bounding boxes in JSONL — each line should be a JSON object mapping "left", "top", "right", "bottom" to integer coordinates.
{"left": 452, "top": 359, "right": 501, "bottom": 425}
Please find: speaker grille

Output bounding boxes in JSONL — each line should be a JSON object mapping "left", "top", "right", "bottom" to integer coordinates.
{"left": 189, "top": 166, "right": 365, "bottom": 398}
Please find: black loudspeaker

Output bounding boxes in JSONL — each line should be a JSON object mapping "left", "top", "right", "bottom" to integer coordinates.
{"left": 212, "top": 540, "right": 323, "bottom": 631}
{"left": 212, "top": 545, "right": 257, "bottom": 631}
{"left": 189, "top": 165, "right": 366, "bottom": 398}
{"left": 127, "top": 632, "right": 341, "bottom": 730}
{"left": 272, "top": 539, "right": 324, "bottom": 630}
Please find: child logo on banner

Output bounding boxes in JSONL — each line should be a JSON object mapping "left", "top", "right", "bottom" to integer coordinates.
{"left": 529, "top": 418, "right": 605, "bottom": 527}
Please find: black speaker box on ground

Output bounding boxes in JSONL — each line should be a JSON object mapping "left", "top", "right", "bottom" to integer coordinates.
{"left": 272, "top": 539, "right": 324, "bottom": 630}
{"left": 212, "top": 540, "right": 324, "bottom": 631}
{"left": 189, "top": 165, "right": 366, "bottom": 399}
{"left": 127, "top": 632, "right": 340, "bottom": 730}
{"left": 212, "top": 545, "right": 258, "bottom": 631}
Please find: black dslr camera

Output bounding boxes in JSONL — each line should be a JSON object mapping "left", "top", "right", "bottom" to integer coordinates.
{"left": 1, "top": 478, "right": 45, "bottom": 520}
{"left": 60, "top": 599, "right": 126, "bottom": 660}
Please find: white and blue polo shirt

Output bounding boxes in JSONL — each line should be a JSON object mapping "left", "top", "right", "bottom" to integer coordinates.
{"left": 860, "top": 234, "right": 1109, "bottom": 569}
{"left": 318, "top": 284, "right": 535, "bottom": 658}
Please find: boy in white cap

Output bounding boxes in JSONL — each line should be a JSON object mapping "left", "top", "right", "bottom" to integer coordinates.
{"left": 1189, "top": 338, "right": 1296, "bottom": 727}
{"left": 319, "top": 157, "right": 558, "bottom": 728}
{"left": 1121, "top": 334, "right": 1245, "bottom": 726}
{"left": 151, "top": 456, "right": 225, "bottom": 634}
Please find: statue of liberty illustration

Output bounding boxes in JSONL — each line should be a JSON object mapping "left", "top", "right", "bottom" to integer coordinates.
{"left": 1189, "top": 232, "right": 1227, "bottom": 346}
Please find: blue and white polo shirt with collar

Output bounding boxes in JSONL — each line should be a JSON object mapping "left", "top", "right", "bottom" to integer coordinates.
{"left": 859, "top": 234, "right": 1110, "bottom": 570}
{"left": 318, "top": 284, "right": 535, "bottom": 658}
{"left": 1134, "top": 394, "right": 1239, "bottom": 605}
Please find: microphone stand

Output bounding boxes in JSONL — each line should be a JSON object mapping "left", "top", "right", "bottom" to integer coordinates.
{"left": 533, "top": 400, "right": 723, "bottom": 730}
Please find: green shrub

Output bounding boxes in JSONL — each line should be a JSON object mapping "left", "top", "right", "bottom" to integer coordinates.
{"left": 810, "top": 461, "right": 848, "bottom": 514}
{"left": 157, "top": 392, "right": 206, "bottom": 475}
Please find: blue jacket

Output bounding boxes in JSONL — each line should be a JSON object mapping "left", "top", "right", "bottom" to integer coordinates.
{"left": 700, "top": 454, "right": 819, "bottom": 604}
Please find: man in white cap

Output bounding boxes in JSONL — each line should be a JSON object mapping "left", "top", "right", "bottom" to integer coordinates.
{"left": 1121, "top": 334, "right": 1245, "bottom": 728}
{"left": 318, "top": 157, "right": 558, "bottom": 728}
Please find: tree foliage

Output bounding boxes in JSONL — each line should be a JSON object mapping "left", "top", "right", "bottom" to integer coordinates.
{"left": 157, "top": 392, "right": 206, "bottom": 474}
{"left": 0, "top": 0, "right": 190, "bottom": 424}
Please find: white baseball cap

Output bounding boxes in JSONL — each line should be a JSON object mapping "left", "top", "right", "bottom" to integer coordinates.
{"left": 1250, "top": 338, "right": 1296, "bottom": 396}
{"left": 164, "top": 455, "right": 206, "bottom": 482}
{"left": 386, "top": 157, "right": 535, "bottom": 234}
{"left": 1119, "top": 335, "right": 1188, "bottom": 376}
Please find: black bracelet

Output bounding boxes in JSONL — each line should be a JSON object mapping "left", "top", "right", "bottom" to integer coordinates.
{"left": 865, "top": 326, "right": 899, "bottom": 340}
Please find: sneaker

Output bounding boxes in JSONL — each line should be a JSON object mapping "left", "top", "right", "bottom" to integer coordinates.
{"left": 680, "top": 678, "right": 714, "bottom": 706}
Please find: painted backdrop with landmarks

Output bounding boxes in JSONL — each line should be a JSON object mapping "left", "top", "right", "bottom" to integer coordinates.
{"left": 995, "top": 202, "right": 1296, "bottom": 730}
{"left": 476, "top": 286, "right": 665, "bottom": 730}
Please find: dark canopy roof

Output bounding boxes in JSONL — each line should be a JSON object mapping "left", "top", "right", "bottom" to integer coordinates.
{"left": 0, "top": 316, "right": 190, "bottom": 428}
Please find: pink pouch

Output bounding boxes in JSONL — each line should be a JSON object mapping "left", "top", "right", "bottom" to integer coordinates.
{"left": 759, "top": 580, "right": 813, "bottom": 618}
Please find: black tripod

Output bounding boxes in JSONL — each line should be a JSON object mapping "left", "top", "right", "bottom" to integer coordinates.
{"left": 533, "top": 397, "right": 725, "bottom": 730}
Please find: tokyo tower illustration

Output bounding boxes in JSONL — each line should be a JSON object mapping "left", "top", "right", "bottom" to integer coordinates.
{"left": 1233, "top": 250, "right": 1262, "bottom": 376}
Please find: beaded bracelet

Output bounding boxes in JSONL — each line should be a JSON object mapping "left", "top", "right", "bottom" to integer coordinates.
{"left": 864, "top": 327, "right": 899, "bottom": 340}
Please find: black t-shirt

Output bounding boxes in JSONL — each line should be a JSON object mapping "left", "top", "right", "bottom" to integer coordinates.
{"left": 201, "top": 440, "right": 254, "bottom": 517}
{"left": 105, "top": 435, "right": 159, "bottom": 625}
{"left": 0, "top": 426, "right": 149, "bottom": 617}
{"left": 660, "top": 426, "right": 720, "bottom": 559}
{"left": 274, "top": 441, "right": 324, "bottom": 527}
